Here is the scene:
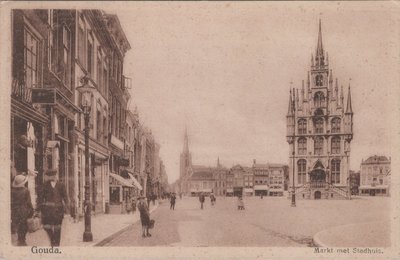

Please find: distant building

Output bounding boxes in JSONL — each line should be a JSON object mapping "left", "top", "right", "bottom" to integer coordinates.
{"left": 252, "top": 160, "right": 286, "bottom": 196}
{"left": 253, "top": 161, "right": 270, "bottom": 196}
{"left": 349, "top": 170, "right": 360, "bottom": 195}
{"left": 268, "top": 164, "right": 285, "bottom": 196}
{"left": 359, "top": 156, "right": 391, "bottom": 196}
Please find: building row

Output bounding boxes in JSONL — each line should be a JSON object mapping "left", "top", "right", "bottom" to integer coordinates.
{"left": 10, "top": 9, "right": 168, "bottom": 217}
{"left": 176, "top": 130, "right": 289, "bottom": 197}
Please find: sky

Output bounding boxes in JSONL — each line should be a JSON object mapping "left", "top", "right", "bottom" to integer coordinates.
{"left": 104, "top": 2, "right": 398, "bottom": 183}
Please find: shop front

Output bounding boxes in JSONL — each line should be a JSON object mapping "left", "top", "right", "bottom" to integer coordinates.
{"left": 254, "top": 185, "right": 269, "bottom": 196}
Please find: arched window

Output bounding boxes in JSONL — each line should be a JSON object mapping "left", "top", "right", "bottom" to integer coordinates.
{"left": 298, "top": 138, "right": 307, "bottom": 155}
{"left": 314, "top": 92, "right": 325, "bottom": 108}
{"left": 314, "top": 118, "right": 324, "bottom": 134}
{"left": 331, "top": 118, "right": 341, "bottom": 133}
{"left": 331, "top": 159, "right": 341, "bottom": 184}
{"left": 315, "top": 74, "right": 323, "bottom": 86}
{"left": 331, "top": 137, "right": 341, "bottom": 154}
{"left": 314, "top": 137, "right": 323, "bottom": 155}
{"left": 297, "top": 159, "right": 307, "bottom": 184}
{"left": 298, "top": 119, "right": 307, "bottom": 134}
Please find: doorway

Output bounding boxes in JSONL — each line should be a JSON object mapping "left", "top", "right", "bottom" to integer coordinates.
{"left": 314, "top": 191, "right": 322, "bottom": 199}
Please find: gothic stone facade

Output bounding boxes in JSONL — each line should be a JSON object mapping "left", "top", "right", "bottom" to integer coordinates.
{"left": 286, "top": 21, "right": 354, "bottom": 199}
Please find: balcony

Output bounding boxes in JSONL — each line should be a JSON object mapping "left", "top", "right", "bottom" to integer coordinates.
{"left": 310, "top": 181, "right": 327, "bottom": 189}
{"left": 12, "top": 78, "right": 32, "bottom": 104}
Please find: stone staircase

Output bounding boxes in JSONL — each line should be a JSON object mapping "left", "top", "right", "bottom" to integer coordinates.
{"left": 329, "top": 184, "right": 350, "bottom": 199}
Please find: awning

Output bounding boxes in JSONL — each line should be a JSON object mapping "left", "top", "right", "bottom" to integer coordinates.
{"left": 109, "top": 173, "right": 133, "bottom": 187}
{"left": 201, "top": 189, "right": 212, "bottom": 193}
{"left": 127, "top": 173, "right": 143, "bottom": 190}
{"left": 254, "top": 185, "right": 269, "bottom": 190}
{"left": 226, "top": 188, "right": 233, "bottom": 193}
{"left": 244, "top": 188, "right": 254, "bottom": 193}
{"left": 359, "top": 186, "right": 388, "bottom": 190}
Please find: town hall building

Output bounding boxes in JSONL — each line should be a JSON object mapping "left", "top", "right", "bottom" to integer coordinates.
{"left": 286, "top": 20, "right": 354, "bottom": 199}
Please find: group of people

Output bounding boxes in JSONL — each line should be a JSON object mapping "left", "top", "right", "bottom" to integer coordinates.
{"left": 198, "top": 193, "right": 217, "bottom": 209}
{"left": 11, "top": 169, "right": 70, "bottom": 246}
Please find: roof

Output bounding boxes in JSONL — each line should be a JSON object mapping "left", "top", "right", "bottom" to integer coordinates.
{"left": 362, "top": 155, "right": 390, "bottom": 165}
{"left": 190, "top": 171, "right": 214, "bottom": 180}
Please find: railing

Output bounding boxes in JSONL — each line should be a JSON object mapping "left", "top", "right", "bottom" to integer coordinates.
{"left": 12, "top": 78, "right": 32, "bottom": 103}
{"left": 310, "top": 181, "right": 326, "bottom": 189}
{"left": 293, "top": 182, "right": 310, "bottom": 195}
{"left": 329, "top": 184, "right": 348, "bottom": 198}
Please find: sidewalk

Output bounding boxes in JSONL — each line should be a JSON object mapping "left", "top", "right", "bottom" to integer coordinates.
{"left": 313, "top": 221, "right": 390, "bottom": 247}
{"left": 25, "top": 201, "right": 160, "bottom": 247}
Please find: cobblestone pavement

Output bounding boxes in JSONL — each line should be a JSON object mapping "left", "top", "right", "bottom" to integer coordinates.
{"left": 103, "top": 196, "right": 390, "bottom": 247}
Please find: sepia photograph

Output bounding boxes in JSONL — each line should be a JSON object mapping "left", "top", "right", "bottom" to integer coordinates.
{"left": 0, "top": 1, "right": 399, "bottom": 259}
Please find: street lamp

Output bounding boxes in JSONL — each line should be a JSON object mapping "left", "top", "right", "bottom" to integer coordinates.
{"left": 291, "top": 90, "right": 296, "bottom": 207}
{"left": 76, "top": 76, "right": 95, "bottom": 242}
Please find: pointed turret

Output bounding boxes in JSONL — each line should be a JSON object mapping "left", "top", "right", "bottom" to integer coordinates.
{"left": 296, "top": 89, "right": 299, "bottom": 108}
{"left": 217, "top": 157, "right": 220, "bottom": 168}
{"left": 315, "top": 19, "right": 325, "bottom": 67}
{"left": 335, "top": 78, "right": 339, "bottom": 100}
{"left": 287, "top": 89, "right": 293, "bottom": 115}
{"left": 311, "top": 54, "right": 314, "bottom": 67}
{"left": 340, "top": 85, "right": 344, "bottom": 106}
{"left": 326, "top": 52, "right": 329, "bottom": 65}
{"left": 346, "top": 84, "right": 353, "bottom": 114}
{"left": 301, "top": 80, "right": 305, "bottom": 102}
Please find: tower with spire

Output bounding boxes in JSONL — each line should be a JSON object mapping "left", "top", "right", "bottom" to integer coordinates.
{"left": 180, "top": 127, "right": 192, "bottom": 180}
{"left": 286, "top": 20, "right": 354, "bottom": 200}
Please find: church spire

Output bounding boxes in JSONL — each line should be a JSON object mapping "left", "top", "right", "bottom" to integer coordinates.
{"left": 183, "top": 127, "right": 189, "bottom": 153}
{"left": 315, "top": 19, "right": 325, "bottom": 67}
{"left": 346, "top": 84, "right": 353, "bottom": 114}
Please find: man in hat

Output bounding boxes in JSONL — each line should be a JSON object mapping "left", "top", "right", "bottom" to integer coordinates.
{"left": 137, "top": 195, "right": 151, "bottom": 237}
{"left": 11, "top": 174, "right": 33, "bottom": 246}
{"left": 39, "top": 169, "right": 69, "bottom": 247}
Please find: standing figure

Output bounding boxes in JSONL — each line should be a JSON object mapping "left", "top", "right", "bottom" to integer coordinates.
{"left": 11, "top": 174, "right": 33, "bottom": 246}
{"left": 210, "top": 193, "right": 216, "bottom": 206}
{"left": 237, "top": 196, "right": 245, "bottom": 210}
{"left": 170, "top": 193, "right": 176, "bottom": 210}
{"left": 137, "top": 196, "right": 151, "bottom": 237}
{"left": 40, "top": 169, "right": 69, "bottom": 247}
{"left": 199, "top": 193, "right": 205, "bottom": 210}
{"left": 131, "top": 197, "right": 137, "bottom": 214}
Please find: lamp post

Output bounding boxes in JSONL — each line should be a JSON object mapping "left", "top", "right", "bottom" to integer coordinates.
{"left": 291, "top": 91, "right": 296, "bottom": 207}
{"left": 77, "top": 77, "right": 95, "bottom": 242}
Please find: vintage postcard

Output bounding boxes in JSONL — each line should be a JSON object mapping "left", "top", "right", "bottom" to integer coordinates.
{"left": 0, "top": 1, "right": 399, "bottom": 259}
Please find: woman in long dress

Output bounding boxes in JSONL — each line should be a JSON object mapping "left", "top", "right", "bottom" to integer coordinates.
{"left": 137, "top": 196, "right": 151, "bottom": 237}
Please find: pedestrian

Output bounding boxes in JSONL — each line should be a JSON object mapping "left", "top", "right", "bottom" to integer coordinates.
{"left": 131, "top": 197, "right": 137, "bottom": 214}
{"left": 11, "top": 174, "right": 33, "bottom": 246}
{"left": 170, "top": 193, "right": 176, "bottom": 210}
{"left": 237, "top": 196, "right": 245, "bottom": 210}
{"left": 40, "top": 169, "right": 70, "bottom": 247}
{"left": 199, "top": 193, "right": 205, "bottom": 210}
{"left": 137, "top": 196, "right": 151, "bottom": 238}
{"left": 152, "top": 194, "right": 156, "bottom": 206}
{"left": 210, "top": 193, "right": 216, "bottom": 206}
{"left": 261, "top": 193, "right": 264, "bottom": 199}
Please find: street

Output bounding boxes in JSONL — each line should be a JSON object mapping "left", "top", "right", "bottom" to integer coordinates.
{"left": 103, "top": 196, "right": 390, "bottom": 247}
